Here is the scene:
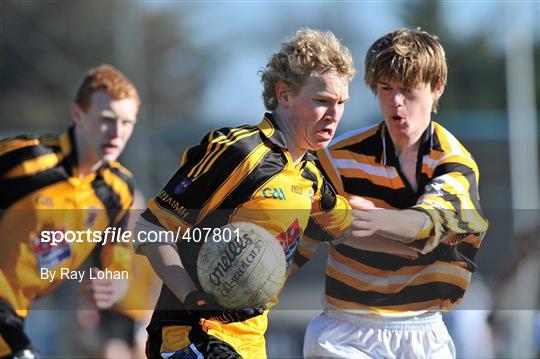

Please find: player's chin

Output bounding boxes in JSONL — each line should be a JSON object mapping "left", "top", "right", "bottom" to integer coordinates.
{"left": 102, "top": 152, "right": 120, "bottom": 162}
{"left": 310, "top": 140, "right": 331, "bottom": 150}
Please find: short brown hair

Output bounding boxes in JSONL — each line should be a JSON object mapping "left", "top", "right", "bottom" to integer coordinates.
{"left": 260, "top": 28, "right": 355, "bottom": 111}
{"left": 365, "top": 28, "right": 447, "bottom": 111}
{"left": 74, "top": 64, "right": 141, "bottom": 112}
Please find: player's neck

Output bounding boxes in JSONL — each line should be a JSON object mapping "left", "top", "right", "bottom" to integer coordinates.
{"left": 272, "top": 110, "right": 307, "bottom": 165}
{"left": 74, "top": 129, "right": 103, "bottom": 178}
{"left": 387, "top": 127, "right": 423, "bottom": 156}
{"left": 393, "top": 140, "right": 420, "bottom": 158}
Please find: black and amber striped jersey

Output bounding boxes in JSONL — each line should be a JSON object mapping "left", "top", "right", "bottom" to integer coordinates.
{"left": 295, "top": 120, "right": 488, "bottom": 312}
{"left": 0, "top": 128, "right": 134, "bottom": 315}
{"left": 139, "top": 113, "right": 351, "bottom": 338}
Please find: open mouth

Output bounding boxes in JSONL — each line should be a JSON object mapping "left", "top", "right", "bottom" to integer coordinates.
{"left": 102, "top": 144, "right": 119, "bottom": 153}
{"left": 315, "top": 128, "right": 333, "bottom": 140}
{"left": 391, "top": 115, "right": 408, "bottom": 125}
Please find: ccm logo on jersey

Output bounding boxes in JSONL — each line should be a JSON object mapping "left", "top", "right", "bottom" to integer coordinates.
{"left": 262, "top": 187, "right": 286, "bottom": 200}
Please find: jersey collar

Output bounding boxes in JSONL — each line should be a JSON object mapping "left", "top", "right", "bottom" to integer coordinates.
{"left": 59, "top": 126, "right": 107, "bottom": 177}
{"left": 257, "top": 113, "right": 318, "bottom": 162}
{"left": 379, "top": 120, "right": 442, "bottom": 165}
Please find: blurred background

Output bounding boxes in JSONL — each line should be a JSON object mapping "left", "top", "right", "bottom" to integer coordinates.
{"left": 1, "top": 1, "right": 539, "bottom": 358}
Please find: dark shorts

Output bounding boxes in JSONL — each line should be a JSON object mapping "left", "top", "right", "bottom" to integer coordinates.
{"left": 0, "top": 301, "right": 33, "bottom": 358}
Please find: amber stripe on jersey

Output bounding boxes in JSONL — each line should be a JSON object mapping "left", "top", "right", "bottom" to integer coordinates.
{"left": 188, "top": 126, "right": 258, "bottom": 179}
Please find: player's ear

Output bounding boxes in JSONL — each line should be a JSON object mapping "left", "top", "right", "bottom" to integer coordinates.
{"left": 71, "top": 104, "right": 84, "bottom": 125}
{"left": 275, "top": 81, "right": 292, "bottom": 108}
{"left": 433, "top": 82, "right": 445, "bottom": 100}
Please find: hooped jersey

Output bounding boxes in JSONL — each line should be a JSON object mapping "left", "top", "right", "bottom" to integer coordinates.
{"left": 0, "top": 128, "right": 134, "bottom": 315}
{"left": 140, "top": 113, "right": 351, "bottom": 346}
{"left": 296, "top": 121, "right": 489, "bottom": 312}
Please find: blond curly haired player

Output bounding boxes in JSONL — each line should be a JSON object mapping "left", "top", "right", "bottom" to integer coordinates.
{"left": 134, "top": 28, "right": 355, "bottom": 358}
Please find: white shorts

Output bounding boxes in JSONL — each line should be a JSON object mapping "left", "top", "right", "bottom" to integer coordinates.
{"left": 303, "top": 310, "right": 456, "bottom": 359}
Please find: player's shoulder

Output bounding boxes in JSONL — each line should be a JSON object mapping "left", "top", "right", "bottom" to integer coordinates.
{"left": 0, "top": 133, "right": 61, "bottom": 158}
{"left": 107, "top": 161, "right": 135, "bottom": 190}
{"left": 432, "top": 121, "right": 473, "bottom": 159}
{"left": 329, "top": 123, "right": 381, "bottom": 152}
{"left": 202, "top": 123, "right": 263, "bottom": 155}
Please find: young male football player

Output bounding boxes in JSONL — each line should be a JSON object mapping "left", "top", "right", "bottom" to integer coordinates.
{"left": 298, "top": 28, "right": 489, "bottom": 359}
{"left": 134, "top": 28, "right": 356, "bottom": 358}
{"left": 0, "top": 65, "right": 140, "bottom": 358}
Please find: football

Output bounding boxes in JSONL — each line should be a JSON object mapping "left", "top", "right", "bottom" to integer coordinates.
{"left": 197, "top": 222, "right": 286, "bottom": 309}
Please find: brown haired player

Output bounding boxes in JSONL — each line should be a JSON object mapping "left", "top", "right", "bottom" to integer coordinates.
{"left": 298, "top": 28, "right": 489, "bottom": 359}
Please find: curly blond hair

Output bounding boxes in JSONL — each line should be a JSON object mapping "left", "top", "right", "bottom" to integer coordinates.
{"left": 74, "top": 64, "right": 140, "bottom": 112}
{"left": 260, "top": 28, "right": 355, "bottom": 111}
{"left": 365, "top": 28, "right": 447, "bottom": 112}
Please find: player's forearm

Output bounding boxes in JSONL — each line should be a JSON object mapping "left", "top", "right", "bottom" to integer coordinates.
{"left": 374, "top": 209, "right": 431, "bottom": 243}
{"left": 137, "top": 243, "right": 196, "bottom": 302}
{"left": 133, "top": 216, "right": 197, "bottom": 301}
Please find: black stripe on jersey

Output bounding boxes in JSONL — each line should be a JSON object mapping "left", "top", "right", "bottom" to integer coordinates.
{"left": 218, "top": 148, "right": 283, "bottom": 210}
{"left": 182, "top": 145, "right": 201, "bottom": 166}
{"left": 425, "top": 179, "right": 463, "bottom": 214}
{"left": 456, "top": 241, "right": 479, "bottom": 262}
{"left": 419, "top": 192, "right": 476, "bottom": 236}
{"left": 305, "top": 217, "right": 334, "bottom": 242}
{"left": 431, "top": 129, "right": 443, "bottom": 152}
{"left": 293, "top": 251, "right": 310, "bottom": 268}
{"left": 342, "top": 177, "right": 418, "bottom": 208}
{"left": 445, "top": 242, "right": 478, "bottom": 272}
{"left": 339, "top": 133, "right": 382, "bottom": 161}
{"left": 326, "top": 275, "right": 465, "bottom": 306}
{"left": 417, "top": 171, "right": 431, "bottom": 192}
{"left": 190, "top": 126, "right": 257, "bottom": 178}
{"left": 407, "top": 232, "right": 431, "bottom": 252}
{"left": 0, "top": 145, "right": 56, "bottom": 174}
{"left": 433, "top": 162, "right": 481, "bottom": 209}
{"left": 202, "top": 127, "right": 258, "bottom": 169}
{"left": 162, "top": 129, "right": 262, "bottom": 212}
{"left": 318, "top": 180, "right": 338, "bottom": 212}
{"left": 0, "top": 166, "right": 68, "bottom": 209}
{"left": 140, "top": 208, "right": 163, "bottom": 227}
{"left": 91, "top": 174, "right": 122, "bottom": 226}
{"left": 109, "top": 166, "right": 135, "bottom": 195}
{"left": 333, "top": 244, "right": 411, "bottom": 271}
{"left": 417, "top": 242, "right": 469, "bottom": 267}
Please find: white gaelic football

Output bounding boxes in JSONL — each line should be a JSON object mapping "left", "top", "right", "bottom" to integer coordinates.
{"left": 197, "top": 222, "right": 286, "bottom": 309}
